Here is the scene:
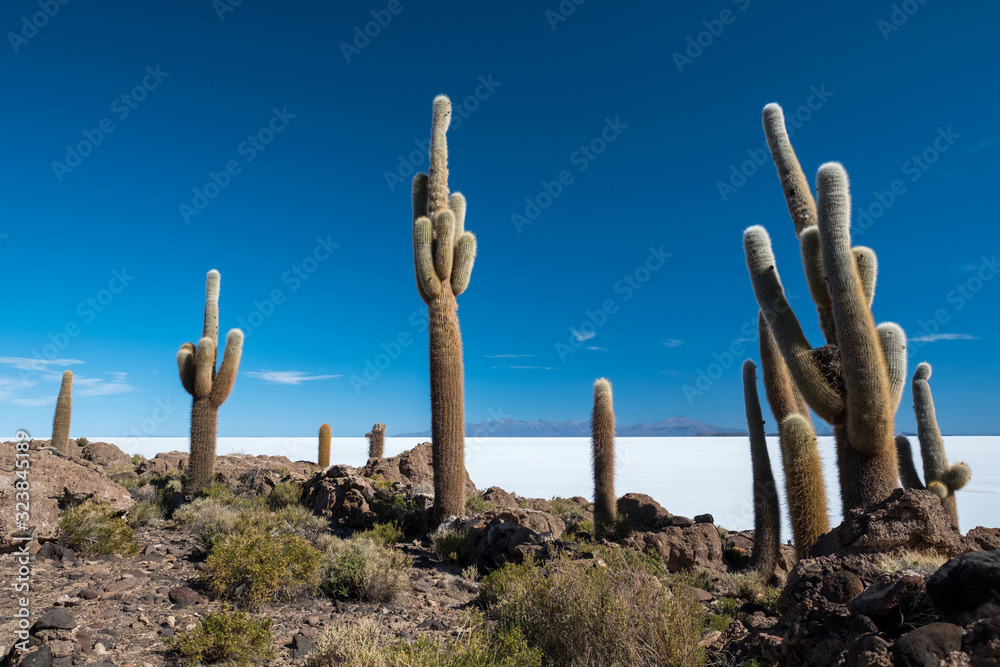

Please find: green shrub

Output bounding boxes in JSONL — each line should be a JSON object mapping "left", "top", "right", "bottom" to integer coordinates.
{"left": 761, "top": 586, "right": 782, "bottom": 613}
{"left": 58, "top": 500, "right": 140, "bottom": 557}
{"left": 320, "top": 536, "right": 411, "bottom": 602}
{"left": 369, "top": 489, "right": 421, "bottom": 534}
{"left": 175, "top": 607, "right": 274, "bottom": 666}
{"left": 480, "top": 552, "right": 705, "bottom": 667}
{"left": 719, "top": 571, "right": 767, "bottom": 601}
{"left": 432, "top": 529, "right": 478, "bottom": 564}
{"left": 267, "top": 481, "right": 303, "bottom": 510}
{"left": 716, "top": 596, "right": 741, "bottom": 617}
{"left": 670, "top": 567, "right": 716, "bottom": 592}
{"left": 173, "top": 497, "right": 242, "bottom": 551}
{"left": 203, "top": 525, "right": 322, "bottom": 609}
{"left": 364, "top": 522, "right": 405, "bottom": 548}
{"left": 548, "top": 496, "right": 587, "bottom": 518}
{"left": 75, "top": 437, "right": 88, "bottom": 447}
{"left": 307, "top": 615, "right": 541, "bottom": 667}
{"left": 131, "top": 453, "right": 145, "bottom": 465}
{"left": 707, "top": 613, "right": 732, "bottom": 632}
{"left": 465, "top": 492, "right": 494, "bottom": 514}
{"left": 127, "top": 500, "right": 161, "bottom": 528}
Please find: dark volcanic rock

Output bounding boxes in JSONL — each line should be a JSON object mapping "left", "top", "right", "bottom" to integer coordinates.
{"left": 32, "top": 607, "right": 77, "bottom": 631}
{"left": 894, "top": 622, "right": 963, "bottom": 667}
{"left": 926, "top": 550, "right": 1000, "bottom": 625}
{"left": 616, "top": 493, "right": 670, "bottom": 527}
{"left": 622, "top": 522, "right": 723, "bottom": 572}
{"left": 848, "top": 573, "right": 928, "bottom": 631}
{"left": 168, "top": 586, "right": 201, "bottom": 608}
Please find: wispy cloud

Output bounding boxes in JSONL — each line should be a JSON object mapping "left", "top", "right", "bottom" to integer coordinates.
{"left": 485, "top": 354, "right": 536, "bottom": 358}
{"left": 0, "top": 357, "right": 84, "bottom": 372}
{"left": 964, "top": 136, "right": 1000, "bottom": 156}
{"left": 583, "top": 346, "right": 606, "bottom": 351}
{"left": 492, "top": 365, "right": 557, "bottom": 370}
{"left": 659, "top": 369, "right": 680, "bottom": 376}
{"left": 661, "top": 339, "right": 684, "bottom": 347}
{"left": 246, "top": 370, "right": 342, "bottom": 385}
{"left": 909, "top": 333, "right": 980, "bottom": 343}
{"left": 76, "top": 372, "right": 135, "bottom": 397}
{"left": 8, "top": 396, "right": 55, "bottom": 407}
{"left": 571, "top": 328, "right": 596, "bottom": 342}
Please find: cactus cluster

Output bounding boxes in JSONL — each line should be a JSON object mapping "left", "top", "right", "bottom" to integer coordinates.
{"left": 51, "top": 370, "right": 73, "bottom": 454}
{"left": 366, "top": 423, "right": 386, "bottom": 459}
{"left": 318, "top": 423, "right": 331, "bottom": 468}
{"left": 177, "top": 270, "right": 244, "bottom": 496}
{"left": 411, "top": 96, "right": 478, "bottom": 524}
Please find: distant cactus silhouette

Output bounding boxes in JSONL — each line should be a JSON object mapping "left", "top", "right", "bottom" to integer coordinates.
{"left": 910, "top": 363, "right": 970, "bottom": 529}
{"left": 177, "top": 270, "right": 244, "bottom": 495}
{"left": 411, "top": 96, "right": 477, "bottom": 524}
{"left": 366, "top": 423, "right": 386, "bottom": 459}
{"left": 318, "top": 423, "right": 331, "bottom": 468}
{"left": 742, "top": 360, "right": 779, "bottom": 579}
{"left": 745, "top": 103, "right": 905, "bottom": 513}
{"left": 591, "top": 378, "right": 616, "bottom": 536}
{"left": 51, "top": 370, "right": 73, "bottom": 453}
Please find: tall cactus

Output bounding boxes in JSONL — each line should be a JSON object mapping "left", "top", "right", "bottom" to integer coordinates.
{"left": 411, "top": 96, "right": 477, "bottom": 523}
{"left": 742, "top": 360, "right": 779, "bottom": 579}
{"left": 591, "top": 378, "right": 616, "bottom": 536}
{"left": 318, "top": 423, "right": 331, "bottom": 468}
{"left": 366, "top": 423, "right": 386, "bottom": 459}
{"left": 177, "top": 270, "right": 244, "bottom": 496}
{"left": 744, "top": 104, "right": 905, "bottom": 513}
{"left": 51, "top": 370, "right": 73, "bottom": 453}
{"left": 910, "top": 363, "right": 970, "bottom": 529}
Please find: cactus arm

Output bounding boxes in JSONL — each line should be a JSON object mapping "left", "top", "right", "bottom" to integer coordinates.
{"left": 816, "top": 163, "right": 894, "bottom": 454}
{"left": 758, "top": 311, "right": 811, "bottom": 426}
{"left": 204, "top": 270, "right": 221, "bottom": 370}
{"left": 414, "top": 217, "right": 441, "bottom": 302}
{"left": 451, "top": 232, "right": 477, "bottom": 296}
{"left": 433, "top": 210, "right": 455, "bottom": 281}
{"left": 210, "top": 329, "right": 244, "bottom": 407}
{"left": 177, "top": 343, "right": 197, "bottom": 396}
{"left": 413, "top": 172, "right": 429, "bottom": 219}
{"left": 763, "top": 103, "right": 817, "bottom": 235}
{"left": 743, "top": 360, "right": 780, "bottom": 578}
{"left": 799, "top": 226, "right": 838, "bottom": 344}
{"left": 193, "top": 337, "right": 215, "bottom": 400}
{"left": 744, "top": 225, "right": 844, "bottom": 421}
{"left": 878, "top": 323, "right": 907, "bottom": 413}
{"left": 895, "top": 434, "right": 925, "bottom": 490}
{"left": 427, "top": 95, "right": 451, "bottom": 215}
{"left": 780, "top": 413, "right": 830, "bottom": 560}
{"left": 449, "top": 193, "right": 466, "bottom": 238}
{"left": 853, "top": 247, "right": 877, "bottom": 307}
{"left": 944, "top": 463, "right": 970, "bottom": 491}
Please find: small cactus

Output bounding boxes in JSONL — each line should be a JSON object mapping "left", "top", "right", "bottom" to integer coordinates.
{"left": 318, "top": 423, "right": 331, "bottom": 468}
{"left": 365, "top": 423, "right": 386, "bottom": 459}
{"left": 911, "top": 363, "right": 970, "bottom": 529}
{"left": 411, "top": 96, "right": 478, "bottom": 524}
{"left": 591, "top": 378, "right": 616, "bottom": 536}
{"left": 742, "top": 360, "right": 779, "bottom": 579}
{"left": 177, "top": 270, "right": 244, "bottom": 496}
{"left": 51, "top": 370, "right": 73, "bottom": 453}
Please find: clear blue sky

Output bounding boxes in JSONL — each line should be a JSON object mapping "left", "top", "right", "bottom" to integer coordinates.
{"left": 2, "top": 0, "right": 998, "bottom": 438}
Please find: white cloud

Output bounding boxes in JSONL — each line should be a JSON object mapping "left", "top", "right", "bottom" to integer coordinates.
{"left": 0, "top": 357, "right": 83, "bottom": 371}
{"left": 246, "top": 370, "right": 342, "bottom": 385}
{"left": 492, "top": 365, "right": 556, "bottom": 370}
{"left": 9, "top": 396, "right": 55, "bottom": 407}
{"left": 571, "top": 328, "right": 596, "bottom": 342}
{"left": 583, "top": 346, "right": 606, "bottom": 351}
{"left": 909, "top": 333, "right": 980, "bottom": 343}
{"left": 485, "top": 354, "right": 536, "bottom": 358}
{"left": 661, "top": 339, "right": 684, "bottom": 347}
{"left": 75, "top": 373, "right": 136, "bottom": 397}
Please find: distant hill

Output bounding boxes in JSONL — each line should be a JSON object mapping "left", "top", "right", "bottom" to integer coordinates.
{"left": 395, "top": 416, "right": 747, "bottom": 438}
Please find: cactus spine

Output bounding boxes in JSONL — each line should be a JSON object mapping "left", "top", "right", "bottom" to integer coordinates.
{"left": 742, "top": 360, "right": 779, "bottom": 579}
{"left": 911, "top": 363, "right": 970, "bottom": 529}
{"left": 366, "top": 423, "right": 386, "bottom": 459}
{"left": 177, "top": 270, "right": 244, "bottom": 496}
{"left": 744, "top": 103, "right": 903, "bottom": 513}
{"left": 318, "top": 423, "right": 331, "bottom": 468}
{"left": 411, "top": 96, "right": 477, "bottom": 524}
{"left": 591, "top": 378, "right": 616, "bottom": 536}
{"left": 780, "top": 414, "right": 830, "bottom": 559}
{"left": 52, "top": 370, "right": 73, "bottom": 453}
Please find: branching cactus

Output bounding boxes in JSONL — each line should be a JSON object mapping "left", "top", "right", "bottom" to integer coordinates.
{"left": 411, "top": 96, "right": 477, "bottom": 524}
{"left": 591, "top": 378, "right": 616, "bottom": 536}
{"left": 911, "top": 363, "right": 970, "bottom": 529}
{"left": 318, "top": 423, "right": 331, "bottom": 468}
{"left": 742, "top": 360, "right": 779, "bottom": 579}
{"left": 744, "top": 103, "right": 907, "bottom": 513}
{"left": 366, "top": 423, "right": 386, "bottom": 459}
{"left": 52, "top": 370, "right": 73, "bottom": 453}
{"left": 177, "top": 270, "right": 244, "bottom": 496}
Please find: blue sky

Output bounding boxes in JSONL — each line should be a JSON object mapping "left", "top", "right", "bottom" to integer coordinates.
{"left": 2, "top": 0, "right": 999, "bottom": 438}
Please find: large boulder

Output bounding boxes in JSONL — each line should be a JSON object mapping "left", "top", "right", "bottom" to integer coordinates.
{"left": 811, "top": 489, "right": 966, "bottom": 558}
{"left": 465, "top": 508, "right": 566, "bottom": 539}
{"left": 0, "top": 442, "right": 133, "bottom": 550}
{"left": 78, "top": 441, "right": 132, "bottom": 468}
{"left": 965, "top": 526, "right": 1000, "bottom": 552}
{"left": 622, "top": 522, "right": 724, "bottom": 572}
{"left": 361, "top": 442, "right": 475, "bottom": 495}
{"left": 926, "top": 551, "right": 1000, "bottom": 626}
{"left": 136, "top": 451, "right": 188, "bottom": 475}
{"left": 302, "top": 465, "right": 376, "bottom": 528}
{"left": 616, "top": 493, "right": 671, "bottom": 527}
{"left": 212, "top": 453, "right": 313, "bottom": 486}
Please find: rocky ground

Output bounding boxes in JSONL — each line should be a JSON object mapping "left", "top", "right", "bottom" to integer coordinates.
{"left": 1, "top": 439, "right": 998, "bottom": 666}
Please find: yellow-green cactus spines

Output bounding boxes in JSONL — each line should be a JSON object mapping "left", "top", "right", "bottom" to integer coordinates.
{"left": 52, "top": 370, "right": 73, "bottom": 453}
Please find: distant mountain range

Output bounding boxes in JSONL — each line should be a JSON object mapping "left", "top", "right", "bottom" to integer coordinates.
{"left": 395, "top": 416, "right": 748, "bottom": 438}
